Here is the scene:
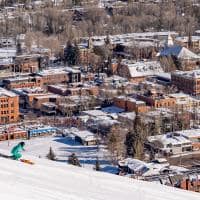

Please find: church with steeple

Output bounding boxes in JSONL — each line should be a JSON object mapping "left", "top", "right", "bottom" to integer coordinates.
{"left": 158, "top": 33, "right": 200, "bottom": 71}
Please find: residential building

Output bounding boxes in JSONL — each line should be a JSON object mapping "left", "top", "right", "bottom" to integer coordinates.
{"left": 0, "top": 88, "right": 19, "bottom": 124}
{"left": 148, "top": 132, "right": 193, "bottom": 155}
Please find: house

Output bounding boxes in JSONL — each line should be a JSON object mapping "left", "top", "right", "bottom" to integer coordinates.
{"left": 148, "top": 132, "right": 193, "bottom": 155}
{"left": 118, "top": 158, "right": 171, "bottom": 177}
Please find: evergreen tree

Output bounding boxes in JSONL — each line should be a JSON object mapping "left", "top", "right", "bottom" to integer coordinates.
{"left": 68, "top": 153, "right": 81, "bottom": 167}
{"left": 125, "top": 131, "right": 135, "bottom": 157}
{"left": 47, "top": 147, "right": 56, "bottom": 160}
{"left": 125, "top": 114, "right": 146, "bottom": 159}
{"left": 64, "top": 41, "right": 79, "bottom": 66}
{"left": 72, "top": 0, "right": 81, "bottom": 6}
{"left": 94, "top": 157, "right": 101, "bottom": 171}
{"left": 16, "top": 41, "right": 22, "bottom": 55}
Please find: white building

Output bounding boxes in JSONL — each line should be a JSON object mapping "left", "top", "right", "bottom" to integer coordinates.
{"left": 148, "top": 132, "right": 193, "bottom": 155}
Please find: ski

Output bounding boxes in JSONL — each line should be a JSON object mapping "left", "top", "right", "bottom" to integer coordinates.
{"left": 20, "top": 159, "right": 34, "bottom": 165}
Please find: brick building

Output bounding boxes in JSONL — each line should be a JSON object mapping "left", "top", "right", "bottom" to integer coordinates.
{"left": 48, "top": 84, "right": 99, "bottom": 96}
{"left": 171, "top": 70, "right": 200, "bottom": 96}
{"left": 137, "top": 90, "right": 176, "bottom": 108}
{"left": 36, "top": 68, "right": 69, "bottom": 85}
{"left": 0, "top": 88, "right": 19, "bottom": 124}
{"left": 180, "top": 178, "right": 200, "bottom": 192}
{"left": 114, "top": 96, "right": 149, "bottom": 113}
{"left": 3, "top": 75, "right": 43, "bottom": 90}
{"left": 14, "top": 55, "right": 40, "bottom": 73}
{"left": 0, "top": 126, "right": 27, "bottom": 141}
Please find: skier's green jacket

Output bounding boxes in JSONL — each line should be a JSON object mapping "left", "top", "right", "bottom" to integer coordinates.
{"left": 11, "top": 142, "right": 25, "bottom": 160}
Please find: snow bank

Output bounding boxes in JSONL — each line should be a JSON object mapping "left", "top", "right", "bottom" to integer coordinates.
{"left": 0, "top": 154, "right": 199, "bottom": 200}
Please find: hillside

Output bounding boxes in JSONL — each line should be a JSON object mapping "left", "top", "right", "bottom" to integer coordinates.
{"left": 0, "top": 154, "right": 199, "bottom": 200}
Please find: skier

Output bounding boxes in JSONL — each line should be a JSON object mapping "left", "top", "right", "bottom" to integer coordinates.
{"left": 11, "top": 142, "right": 25, "bottom": 160}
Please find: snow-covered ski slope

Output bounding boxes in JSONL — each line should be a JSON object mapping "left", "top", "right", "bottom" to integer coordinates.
{"left": 0, "top": 154, "right": 199, "bottom": 200}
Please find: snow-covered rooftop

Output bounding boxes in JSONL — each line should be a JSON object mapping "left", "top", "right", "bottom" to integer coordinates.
{"left": 172, "top": 70, "right": 200, "bottom": 79}
{"left": 121, "top": 60, "right": 163, "bottom": 78}
{"left": 148, "top": 133, "right": 192, "bottom": 147}
{"left": 159, "top": 45, "right": 200, "bottom": 60}
{"left": 0, "top": 87, "right": 18, "bottom": 97}
{"left": 176, "top": 129, "right": 200, "bottom": 139}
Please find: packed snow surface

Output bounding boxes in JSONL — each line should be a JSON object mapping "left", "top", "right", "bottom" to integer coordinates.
{"left": 0, "top": 136, "right": 117, "bottom": 173}
{"left": 0, "top": 153, "right": 199, "bottom": 200}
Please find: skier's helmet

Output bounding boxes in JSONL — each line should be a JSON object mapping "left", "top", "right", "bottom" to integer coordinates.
{"left": 20, "top": 141, "right": 25, "bottom": 147}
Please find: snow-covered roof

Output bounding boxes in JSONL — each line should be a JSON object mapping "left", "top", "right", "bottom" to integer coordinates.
{"left": 159, "top": 45, "right": 200, "bottom": 60}
{"left": 176, "top": 129, "right": 200, "bottom": 139}
{"left": 0, "top": 155, "right": 199, "bottom": 200}
{"left": 121, "top": 60, "right": 163, "bottom": 78}
{"left": 37, "top": 68, "right": 68, "bottom": 76}
{"left": 0, "top": 87, "right": 18, "bottom": 97}
{"left": 71, "top": 130, "right": 97, "bottom": 142}
{"left": 148, "top": 133, "right": 192, "bottom": 147}
{"left": 175, "top": 36, "right": 200, "bottom": 43}
{"left": 118, "top": 112, "right": 136, "bottom": 120}
{"left": 172, "top": 70, "right": 200, "bottom": 79}
{"left": 0, "top": 48, "right": 16, "bottom": 58}
{"left": 118, "top": 158, "right": 147, "bottom": 172}
{"left": 82, "top": 110, "right": 107, "bottom": 117}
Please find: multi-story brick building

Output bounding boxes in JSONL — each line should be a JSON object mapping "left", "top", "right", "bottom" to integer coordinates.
{"left": 48, "top": 84, "right": 99, "bottom": 96}
{"left": 36, "top": 68, "right": 69, "bottom": 85}
{"left": 3, "top": 75, "right": 43, "bottom": 90}
{"left": 171, "top": 70, "right": 200, "bottom": 96}
{"left": 114, "top": 96, "right": 149, "bottom": 113}
{"left": 137, "top": 90, "right": 176, "bottom": 108}
{"left": 0, "top": 88, "right": 19, "bottom": 124}
{"left": 14, "top": 55, "right": 40, "bottom": 73}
